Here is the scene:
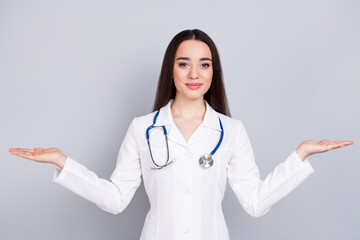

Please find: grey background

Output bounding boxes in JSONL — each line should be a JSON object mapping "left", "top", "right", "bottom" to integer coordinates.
{"left": 1, "top": 0, "right": 359, "bottom": 239}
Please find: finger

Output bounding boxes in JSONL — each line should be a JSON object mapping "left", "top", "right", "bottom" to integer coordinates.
{"left": 326, "top": 142, "right": 348, "bottom": 149}
{"left": 14, "top": 152, "right": 35, "bottom": 160}
{"left": 11, "top": 149, "right": 24, "bottom": 154}
{"left": 17, "top": 151, "right": 43, "bottom": 161}
{"left": 23, "top": 148, "right": 35, "bottom": 152}
{"left": 334, "top": 141, "right": 353, "bottom": 145}
{"left": 328, "top": 142, "right": 350, "bottom": 148}
{"left": 329, "top": 142, "right": 345, "bottom": 147}
{"left": 324, "top": 143, "right": 337, "bottom": 150}
{"left": 11, "top": 151, "right": 28, "bottom": 156}
{"left": 319, "top": 139, "right": 329, "bottom": 143}
{"left": 10, "top": 148, "right": 34, "bottom": 153}
{"left": 9, "top": 148, "right": 21, "bottom": 152}
{"left": 12, "top": 149, "right": 33, "bottom": 154}
{"left": 324, "top": 145, "right": 340, "bottom": 151}
{"left": 11, "top": 150, "right": 37, "bottom": 157}
{"left": 12, "top": 148, "right": 26, "bottom": 151}
{"left": 321, "top": 142, "right": 339, "bottom": 149}
{"left": 24, "top": 155, "right": 39, "bottom": 161}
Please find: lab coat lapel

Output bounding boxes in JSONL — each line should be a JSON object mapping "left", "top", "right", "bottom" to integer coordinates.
{"left": 153, "top": 99, "right": 188, "bottom": 147}
{"left": 153, "top": 99, "right": 222, "bottom": 147}
{"left": 187, "top": 100, "right": 222, "bottom": 145}
{"left": 168, "top": 125, "right": 188, "bottom": 147}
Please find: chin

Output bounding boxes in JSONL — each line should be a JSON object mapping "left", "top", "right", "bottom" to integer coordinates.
{"left": 185, "top": 94, "right": 205, "bottom": 101}
{"left": 176, "top": 89, "right": 207, "bottom": 102}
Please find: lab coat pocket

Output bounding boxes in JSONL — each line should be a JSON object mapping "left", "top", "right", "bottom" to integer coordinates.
{"left": 139, "top": 145, "right": 181, "bottom": 196}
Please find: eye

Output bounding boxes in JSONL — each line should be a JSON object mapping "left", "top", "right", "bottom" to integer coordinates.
{"left": 179, "top": 62, "right": 188, "bottom": 67}
{"left": 202, "top": 63, "right": 210, "bottom": 68}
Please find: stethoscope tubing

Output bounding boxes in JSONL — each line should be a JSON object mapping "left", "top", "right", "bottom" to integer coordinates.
{"left": 146, "top": 109, "right": 223, "bottom": 169}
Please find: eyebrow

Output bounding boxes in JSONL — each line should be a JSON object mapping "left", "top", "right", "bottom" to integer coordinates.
{"left": 175, "top": 57, "right": 212, "bottom": 61}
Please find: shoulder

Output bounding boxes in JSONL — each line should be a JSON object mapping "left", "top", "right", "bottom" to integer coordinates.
{"left": 216, "top": 111, "right": 247, "bottom": 132}
{"left": 129, "top": 110, "right": 158, "bottom": 131}
{"left": 214, "top": 111, "right": 251, "bottom": 149}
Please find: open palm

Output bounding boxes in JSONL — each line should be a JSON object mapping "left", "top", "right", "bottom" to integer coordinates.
{"left": 296, "top": 139, "right": 353, "bottom": 160}
{"left": 9, "top": 147, "right": 66, "bottom": 168}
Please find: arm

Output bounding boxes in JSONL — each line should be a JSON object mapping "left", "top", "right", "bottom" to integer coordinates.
{"left": 53, "top": 118, "right": 142, "bottom": 214}
{"left": 227, "top": 121, "right": 315, "bottom": 218}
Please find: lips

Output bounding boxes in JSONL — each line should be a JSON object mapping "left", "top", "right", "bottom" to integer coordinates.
{"left": 185, "top": 83, "right": 202, "bottom": 90}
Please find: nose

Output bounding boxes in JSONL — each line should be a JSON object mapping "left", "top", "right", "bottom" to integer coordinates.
{"left": 188, "top": 65, "right": 199, "bottom": 80}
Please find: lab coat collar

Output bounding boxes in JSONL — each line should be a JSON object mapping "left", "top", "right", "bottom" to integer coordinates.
{"left": 153, "top": 99, "right": 221, "bottom": 131}
{"left": 152, "top": 99, "right": 221, "bottom": 146}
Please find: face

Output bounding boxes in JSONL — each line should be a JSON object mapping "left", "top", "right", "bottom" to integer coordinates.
{"left": 172, "top": 40, "right": 213, "bottom": 101}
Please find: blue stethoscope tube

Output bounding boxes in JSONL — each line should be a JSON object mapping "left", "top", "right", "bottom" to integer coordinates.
{"left": 146, "top": 109, "right": 224, "bottom": 169}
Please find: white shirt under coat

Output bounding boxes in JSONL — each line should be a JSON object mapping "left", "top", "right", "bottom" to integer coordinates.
{"left": 53, "top": 99, "right": 315, "bottom": 240}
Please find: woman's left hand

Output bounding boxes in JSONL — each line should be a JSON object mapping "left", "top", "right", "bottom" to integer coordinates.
{"left": 296, "top": 139, "right": 353, "bottom": 161}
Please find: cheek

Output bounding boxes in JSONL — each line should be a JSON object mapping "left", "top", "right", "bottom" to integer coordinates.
{"left": 204, "top": 71, "right": 213, "bottom": 91}
{"left": 208, "top": 71, "right": 213, "bottom": 81}
{"left": 172, "top": 76, "right": 183, "bottom": 92}
{"left": 173, "top": 67, "right": 187, "bottom": 80}
{"left": 204, "top": 69, "right": 213, "bottom": 83}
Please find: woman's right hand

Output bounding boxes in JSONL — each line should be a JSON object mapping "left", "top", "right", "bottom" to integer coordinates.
{"left": 9, "top": 147, "right": 67, "bottom": 169}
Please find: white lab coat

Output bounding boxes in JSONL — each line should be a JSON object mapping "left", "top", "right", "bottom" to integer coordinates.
{"left": 53, "top": 99, "right": 315, "bottom": 240}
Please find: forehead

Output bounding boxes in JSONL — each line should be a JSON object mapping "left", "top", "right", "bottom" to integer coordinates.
{"left": 175, "top": 40, "right": 212, "bottom": 58}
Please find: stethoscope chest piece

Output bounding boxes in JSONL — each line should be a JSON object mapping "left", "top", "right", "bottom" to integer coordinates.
{"left": 199, "top": 153, "right": 214, "bottom": 168}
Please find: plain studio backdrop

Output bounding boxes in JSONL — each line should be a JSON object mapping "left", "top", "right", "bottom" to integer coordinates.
{"left": 1, "top": 0, "right": 359, "bottom": 239}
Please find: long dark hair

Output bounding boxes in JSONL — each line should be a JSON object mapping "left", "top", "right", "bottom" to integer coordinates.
{"left": 152, "top": 29, "right": 231, "bottom": 117}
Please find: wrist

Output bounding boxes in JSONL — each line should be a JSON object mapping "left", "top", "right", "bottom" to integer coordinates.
{"left": 295, "top": 147, "right": 308, "bottom": 161}
{"left": 55, "top": 155, "right": 67, "bottom": 169}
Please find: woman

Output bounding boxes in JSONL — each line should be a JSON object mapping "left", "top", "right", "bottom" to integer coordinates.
{"left": 9, "top": 29, "right": 353, "bottom": 240}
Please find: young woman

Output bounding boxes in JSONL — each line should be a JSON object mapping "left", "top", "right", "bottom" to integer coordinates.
{"left": 9, "top": 29, "right": 353, "bottom": 240}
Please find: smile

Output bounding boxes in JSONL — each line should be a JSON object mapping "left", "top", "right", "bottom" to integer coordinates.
{"left": 185, "top": 83, "right": 202, "bottom": 90}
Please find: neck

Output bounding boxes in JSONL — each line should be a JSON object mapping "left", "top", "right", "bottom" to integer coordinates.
{"left": 171, "top": 95, "right": 206, "bottom": 120}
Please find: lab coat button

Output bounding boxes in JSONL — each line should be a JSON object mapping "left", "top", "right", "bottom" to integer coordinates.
{"left": 184, "top": 228, "right": 191, "bottom": 234}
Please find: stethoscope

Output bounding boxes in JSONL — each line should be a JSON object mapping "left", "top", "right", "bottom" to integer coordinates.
{"left": 145, "top": 109, "right": 224, "bottom": 170}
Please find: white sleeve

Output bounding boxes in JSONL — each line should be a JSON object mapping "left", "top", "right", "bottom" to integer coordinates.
{"left": 227, "top": 121, "right": 315, "bottom": 218}
{"left": 52, "top": 118, "right": 142, "bottom": 214}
